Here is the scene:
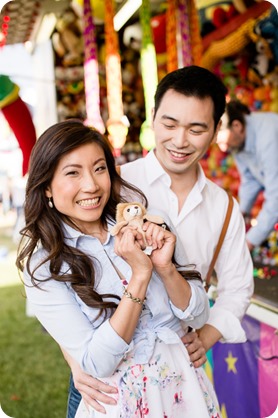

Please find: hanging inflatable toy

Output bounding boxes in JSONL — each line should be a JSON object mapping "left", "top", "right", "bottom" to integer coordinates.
{"left": 178, "top": 0, "right": 193, "bottom": 67}
{"left": 166, "top": 0, "right": 178, "bottom": 72}
{"left": 139, "top": 0, "right": 158, "bottom": 151}
{"left": 83, "top": 0, "right": 105, "bottom": 132}
{"left": 0, "top": 75, "right": 36, "bottom": 176}
{"left": 72, "top": 0, "right": 104, "bottom": 22}
{"left": 187, "top": 0, "right": 203, "bottom": 65}
{"left": 104, "top": 0, "right": 128, "bottom": 152}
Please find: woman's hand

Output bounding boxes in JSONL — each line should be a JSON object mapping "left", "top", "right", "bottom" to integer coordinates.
{"left": 143, "top": 222, "right": 176, "bottom": 271}
{"left": 114, "top": 226, "right": 153, "bottom": 277}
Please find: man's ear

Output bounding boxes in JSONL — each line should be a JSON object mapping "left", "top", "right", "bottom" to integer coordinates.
{"left": 211, "top": 120, "right": 222, "bottom": 145}
{"left": 151, "top": 107, "right": 155, "bottom": 128}
{"left": 231, "top": 120, "right": 244, "bottom": 134}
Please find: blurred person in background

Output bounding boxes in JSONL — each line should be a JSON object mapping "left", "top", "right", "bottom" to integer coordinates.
{"left": 217, "top": 99, "right": 278, "bottom": 250}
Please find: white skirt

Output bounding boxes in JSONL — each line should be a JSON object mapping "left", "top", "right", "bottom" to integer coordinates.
{"left": 75, "top": 338, "right": 221, "bottom": 418}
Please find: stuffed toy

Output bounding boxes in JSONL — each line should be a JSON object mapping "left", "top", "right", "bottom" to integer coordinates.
{"left": 110, "top": 202, "right": 165, "bottom": 255}
{"left": 255, "top": 7, "right": 278, "bottom": 66}
{"left": 52, "top": 8, "right": 84, "bottom": 67}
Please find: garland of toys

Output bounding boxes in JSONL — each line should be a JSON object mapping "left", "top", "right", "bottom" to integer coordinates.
{"left": 139, "top": 0, "right": 158, "bottom": 151}
{"left": 104, "top": 0, "right": 128, "bottom": 151}
{"left": 187, "top": 0, "right": 203, "bottom": 65}
{"left": 178, "top": 0, "right": 192, "bottom": 67}
{"left": 83, "top": 0, "right": 105, "bottom": 133}
{"left": 166, "top": 0, "right": 178, "bottom": 72}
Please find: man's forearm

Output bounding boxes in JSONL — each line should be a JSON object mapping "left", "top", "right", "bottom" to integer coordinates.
{"left": 197, "top": 324, "right": 223, "bottom": 352}
{"left": 60, "top": 346, "right": 78, "bottom": 370}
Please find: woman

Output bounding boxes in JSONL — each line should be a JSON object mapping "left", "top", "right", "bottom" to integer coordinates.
{"left": 17, "top": 119, "right": 221, "bottom": 417}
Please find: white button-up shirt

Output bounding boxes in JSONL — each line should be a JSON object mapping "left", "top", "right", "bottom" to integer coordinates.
{"left": 121, "top": 150, "right": 254, "bottom": 343}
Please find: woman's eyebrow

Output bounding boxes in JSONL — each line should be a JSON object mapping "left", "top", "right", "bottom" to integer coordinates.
{"left": 61, "top": 158, "right": 106, "bottom": 171}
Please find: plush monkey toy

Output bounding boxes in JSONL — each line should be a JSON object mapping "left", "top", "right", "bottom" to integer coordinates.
{"left": 110, "top": 202, "right": 165, "bottom": 255}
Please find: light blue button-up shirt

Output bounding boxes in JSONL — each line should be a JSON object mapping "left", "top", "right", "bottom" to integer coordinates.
{"left": 24, "top": 222, "right": 209, "bottom": 378}
{"left": 234, "top": 112, "right": 278, "bottom": 246}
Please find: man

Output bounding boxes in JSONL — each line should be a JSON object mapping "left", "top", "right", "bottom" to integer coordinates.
{"left": 66, "top": 66, "right": 254, "bottom": 416}
{"left": 217, "top": 99, "right": 278, "bottom": 250}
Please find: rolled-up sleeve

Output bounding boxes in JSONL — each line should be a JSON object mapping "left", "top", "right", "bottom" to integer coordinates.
{"left": 170, "top": 280, "right": 210, "bottom": 329}
{"left": 24, "top": 256, "right": 131, "bottom": 378}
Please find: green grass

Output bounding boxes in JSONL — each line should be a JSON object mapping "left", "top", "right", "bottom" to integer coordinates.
{"left": 0, "top": 214, "right": 70, "bottom": 417}
{"left": 0, "top": 282, "right": 70, "bottom": 418}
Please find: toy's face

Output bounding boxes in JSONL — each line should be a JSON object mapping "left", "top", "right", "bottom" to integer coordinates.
{"left": 123, "top": 204, "right": 143, "bottom": 221}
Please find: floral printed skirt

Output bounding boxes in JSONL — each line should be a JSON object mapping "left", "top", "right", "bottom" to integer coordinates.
{"left": 75, "top": 339, "right": 221, "bottom": 418}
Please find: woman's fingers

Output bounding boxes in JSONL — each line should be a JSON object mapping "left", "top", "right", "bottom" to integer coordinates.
{"left": 143, "top": 222, "right": 166, "bottom": 248}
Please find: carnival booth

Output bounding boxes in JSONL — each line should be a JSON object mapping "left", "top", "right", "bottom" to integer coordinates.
{"left": 1, "top": 1, "right": 277, "bottom": 417}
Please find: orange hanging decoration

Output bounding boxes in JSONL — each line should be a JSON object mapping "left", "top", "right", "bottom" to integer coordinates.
{"left": 166, "top": 0, "right": 178, "bottom": 72}
{"left": 104, "top": 0, "right": 128, "bottom": 152}
{"left": 187, "top": 0, "right": 203, "bottom": 66}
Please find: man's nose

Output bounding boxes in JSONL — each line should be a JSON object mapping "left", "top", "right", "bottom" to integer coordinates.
{"left": 172, "top": 128, "right": 189, "bottom": 148}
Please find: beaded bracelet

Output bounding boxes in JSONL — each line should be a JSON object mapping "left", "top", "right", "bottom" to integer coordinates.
{"left": 122, "top": 286, "right": 146, "bottom": 305}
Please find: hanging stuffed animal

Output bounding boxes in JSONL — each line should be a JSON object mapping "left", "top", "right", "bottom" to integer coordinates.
{"left": 110, "top": 202, "right": 165, "bottom": 255}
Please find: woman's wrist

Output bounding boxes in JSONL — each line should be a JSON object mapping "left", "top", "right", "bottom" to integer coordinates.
{"left": 155, "top": 262, "right": 176, "bottom": 279}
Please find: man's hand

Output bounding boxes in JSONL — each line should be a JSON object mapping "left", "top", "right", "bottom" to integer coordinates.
{"left": 61, "top": 348, "right": 118, "bottom": 414}
{"left": 181, "top": 331, "right": 207, "bottom": 368}
{"left": 246, "top": 240, "right": 254, "bottom": 251}
{"left": 72, "top": 366, "right": 118, "bottom": 414}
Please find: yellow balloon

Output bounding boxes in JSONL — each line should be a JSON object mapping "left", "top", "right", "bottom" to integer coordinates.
{"left": 72, "top": 0, "right": 105, "bottom": 21}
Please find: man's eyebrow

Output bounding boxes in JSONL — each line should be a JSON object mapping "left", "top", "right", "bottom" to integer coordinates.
{"left": 161, "top": 114, "right": 179, "bottom": 122}
{"left": 188, "top": 122, "right": 208, "bottom": 129}
{"left": 160, "top": 114, "right": 208, "bottom": 128}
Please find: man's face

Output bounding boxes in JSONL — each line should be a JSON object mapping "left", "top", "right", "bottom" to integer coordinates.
{"left": 152, "top": 89, "right": 219, "bottom": 177}
{"left": 217, "top": 116, "right": 246, "bottom": 153}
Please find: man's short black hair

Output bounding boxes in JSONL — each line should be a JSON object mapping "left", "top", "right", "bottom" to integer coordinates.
{"left": 226, "top": 100, "right": 251, "bottom": 127}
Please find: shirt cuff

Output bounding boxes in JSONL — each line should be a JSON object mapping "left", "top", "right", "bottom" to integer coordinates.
{"left": 84, "top": 319, "right": 131, "bottom": 377}
{"left": 207, "top": 305, "right": 247, "bottom": 343}
{"left": 246, "top": 226, "right": 266, "bottom": 247}
{"left": 170, "top": 282, "right": 207, "bottom": 320}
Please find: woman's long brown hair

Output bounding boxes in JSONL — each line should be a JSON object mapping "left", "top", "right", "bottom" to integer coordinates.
{"left": 16, "top": 119, "right": 147, "bottom": 318}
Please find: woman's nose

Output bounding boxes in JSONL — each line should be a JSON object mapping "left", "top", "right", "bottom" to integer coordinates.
{"left": 82, "top": 175, "right": 99, "bottom": 192}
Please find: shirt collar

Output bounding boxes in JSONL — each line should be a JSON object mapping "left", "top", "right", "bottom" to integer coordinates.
{"left": 63, "top": 222, "right": 83, "bottom": 248}
{"left": 197, "top": 163, "right": 207, "bottom": 194}
{"left": 145, "top": 149, "right": 207, "bottom": 194}
{"left": 243, "top": 115, "right": 253, "bottom": 152}
{"left": 144, "top": 149, "right": 170, "bottom": 185}
{"left": 62, "top": 221, "right": 113, "bottom": 247}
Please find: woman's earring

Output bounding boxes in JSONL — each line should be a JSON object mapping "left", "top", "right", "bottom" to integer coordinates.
{"left": 48, "top": 197, "right": 54, "bottom": 208}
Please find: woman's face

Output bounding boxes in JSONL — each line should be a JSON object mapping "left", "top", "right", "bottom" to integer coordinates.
{"left": 46, "top": 142, "right": 111, "bottom": 235}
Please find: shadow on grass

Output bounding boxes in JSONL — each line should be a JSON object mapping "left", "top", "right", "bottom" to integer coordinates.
{"left": 0, "top": 284, "right": 70, "bottom": 418}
